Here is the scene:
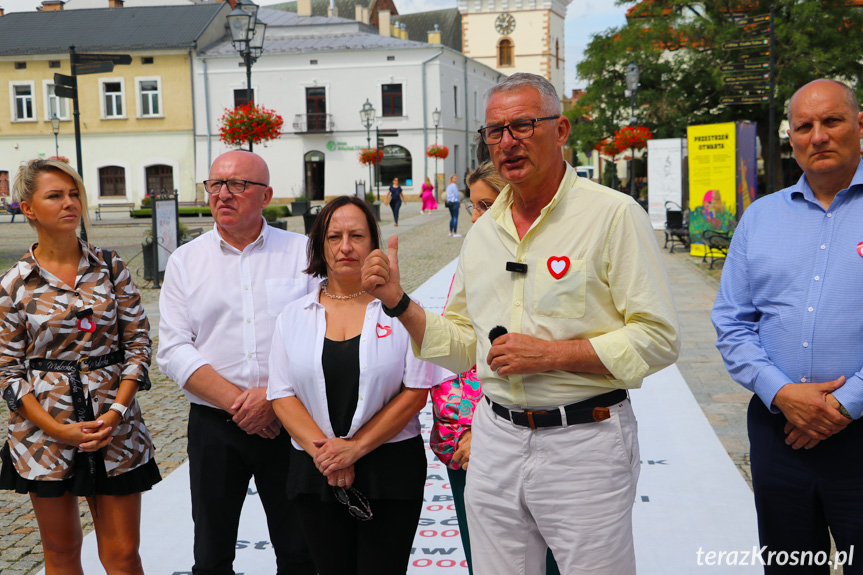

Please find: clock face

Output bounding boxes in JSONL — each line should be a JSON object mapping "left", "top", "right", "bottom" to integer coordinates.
{"left": 495, "top": 12, "right": 516, "bottom": 35}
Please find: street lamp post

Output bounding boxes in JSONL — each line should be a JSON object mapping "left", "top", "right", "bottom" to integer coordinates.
{"left": 228, "top": 0, "right": 266, "bottom": 152}
{"left": 359, "top": 99, "right": 376, "bottom": 197}
{"left": 50, "top": 115, "right": 60, "bottom": 157}
{"left": 625, "top": 62, "right": 640, "bottom": 201}
{"left": 432, "top": 107, "right": 441, "bottom": 193}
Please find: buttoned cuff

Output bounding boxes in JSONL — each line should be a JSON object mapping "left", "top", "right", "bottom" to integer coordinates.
{"left": 753, "top": 365, "right": 792, "bottom": 413}
{"left": 165, "top": 347, "right": 210, "bottom": 389}
{"left": 831, "top": 374, "right": 863, "bottom": 420}
{"left": 589, "top": 331, "right": 649, "bottom": 385}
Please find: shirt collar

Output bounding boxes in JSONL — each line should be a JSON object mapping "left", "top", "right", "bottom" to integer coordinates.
{"left": 18, "top": 238, "right": 97, "bottom": 279}
{"left": 213, "top": 215, "right": 269, "bottom": 254}
{"left": 490, "top": 162, "right": 574, "bottom": 236}
{"left": 791, "top": 159, "right": 863, "bottom": 205}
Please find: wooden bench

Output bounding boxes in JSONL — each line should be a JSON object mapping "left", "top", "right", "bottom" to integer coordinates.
{"left": 663, "top": 201, "right": 690, "bottom": 253}
{"left": 95, "top": 202, "right": 135, "bottom": 220}
{"left": 702, "top": 230, "right": 732, "bottom": 270}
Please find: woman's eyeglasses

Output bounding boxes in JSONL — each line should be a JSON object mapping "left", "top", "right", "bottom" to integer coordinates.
{"left": 463, "top": 198, "right": 494, "bottom": 216}
{"left": 333, "top": 486, "right": 373, "bottom": 521}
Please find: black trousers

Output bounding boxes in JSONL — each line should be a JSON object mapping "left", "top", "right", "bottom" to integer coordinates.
{"left": 188, "top": 404, "right": 314, "bottom": 575}
{"left": 749, "top": 397, "right": 863, "bottom": 574}
{"left": 294, "top": 494, "right": 422, "bottom": 575}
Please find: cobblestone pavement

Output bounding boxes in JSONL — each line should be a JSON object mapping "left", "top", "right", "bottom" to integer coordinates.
{"left": 0, "top": 202, "right": 754, "bottom": 574}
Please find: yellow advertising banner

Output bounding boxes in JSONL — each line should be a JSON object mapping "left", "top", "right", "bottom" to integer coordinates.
{"left": 687, "top": 123, "right": 737, "bottom": 257}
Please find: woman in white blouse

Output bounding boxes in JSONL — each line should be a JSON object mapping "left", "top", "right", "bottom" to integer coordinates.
{"left": 267, "top": 196, "right": 439, "bottom": 575}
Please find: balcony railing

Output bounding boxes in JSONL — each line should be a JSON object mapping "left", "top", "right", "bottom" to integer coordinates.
{"left": 293, "top": 113, "right": 334, "bottom": 133}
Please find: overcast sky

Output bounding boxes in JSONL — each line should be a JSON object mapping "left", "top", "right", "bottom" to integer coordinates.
{"left": 0, "top": 0, "right": 631, "bottom": 92}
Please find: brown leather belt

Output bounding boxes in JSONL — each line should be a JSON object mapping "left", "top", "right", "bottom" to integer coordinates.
{"left": 487, "top": 389, "right": 627, "bottom": 429}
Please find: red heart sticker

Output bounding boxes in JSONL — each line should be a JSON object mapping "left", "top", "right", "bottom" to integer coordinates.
{"left": 77, "top": 317, "right": 96, "bottom": 333}
{"left": 857, "top": 242, "right": 863, "bottom": 258}
{"left": 376, "top": 323, "right": 392, "bottom": 338}
{"left": 547, "top": 256, "right": 570, "bottom": 280}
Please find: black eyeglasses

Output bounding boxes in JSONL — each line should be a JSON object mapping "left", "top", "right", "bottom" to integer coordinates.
{"left": 463, "top": 198, "right": 494, "bottom": 216}
{"left": 477, "top": 116, "right": 560, "bottom": 145}
{"left": 333, "top": 486, "right": 373, "bottom": 521}
{"left": 203, "top": 179, "right": 268, "bottom": 195}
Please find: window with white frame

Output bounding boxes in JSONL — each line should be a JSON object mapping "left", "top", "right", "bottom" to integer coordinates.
{"left": 44, "top": 82, "right": 70, "bottom": 121}
{"left": 137, "top": 78, "right": 162, "bottom": 117}
{"left": 102, "top": 80, "right": 125, "bottom": 118}
{"left": 11, "top": 83, "right": 36, "bottom": 121}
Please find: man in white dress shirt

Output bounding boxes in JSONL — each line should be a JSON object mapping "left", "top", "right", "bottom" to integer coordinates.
{"left": 157, "top": 150, "right": 315, "bottom": 575}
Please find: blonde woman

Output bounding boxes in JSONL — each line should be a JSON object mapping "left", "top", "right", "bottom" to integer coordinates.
{"left": 0, "top": 159, "right": 159, "bottom": 575}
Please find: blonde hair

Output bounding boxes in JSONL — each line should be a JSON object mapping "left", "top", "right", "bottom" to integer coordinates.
{"left": 14, "top": 158, "right": 91, "bottom": 235}
{"left": 467, "top": 161, "right": 507, "bottom": 194}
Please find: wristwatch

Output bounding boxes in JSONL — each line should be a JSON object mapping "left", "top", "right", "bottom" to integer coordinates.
{"left": 109, "top": 402, "right": 129, "bottom": 421}
{"left": 837, "top": 401, "right": 853, "bottom": 420}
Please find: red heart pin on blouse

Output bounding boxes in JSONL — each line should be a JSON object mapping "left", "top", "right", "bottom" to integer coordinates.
{"left": 376, "top": 323, "right": 392, "bottom": 338}
{"left": 547, "top": 256, "right": 570, "bottom": 280}
{"left": 857, "top": 241, "right": 863, "bottom": 258}
{"left": 77, "top": 317, "right": 96, "bottom": 333}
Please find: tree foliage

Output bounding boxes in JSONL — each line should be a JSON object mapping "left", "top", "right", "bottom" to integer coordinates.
{"left": 567, "top": 0, "right": 863, "bottom": 188}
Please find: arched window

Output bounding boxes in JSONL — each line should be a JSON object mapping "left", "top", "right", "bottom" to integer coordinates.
{"left": 145, "top": 164, "right": 174, "bottom": 195}
{"left": 99, "top": 166, "right": 126, "bottom": 197}
{"left": 304, "top": 150, "right": 326, "bottom": 200}
{"left": 378, "top": 145, "right": 412, "bottom": 187}
{"left": 498, "top": 38, "right": 514, "bottom": 68}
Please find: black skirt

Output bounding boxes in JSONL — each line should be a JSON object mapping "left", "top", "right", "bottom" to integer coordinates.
{"left": 0, "top": 441, "right": 161, "bottom": 497}
{"left": 287, "top": 434, "right": 426, "bottom": 503}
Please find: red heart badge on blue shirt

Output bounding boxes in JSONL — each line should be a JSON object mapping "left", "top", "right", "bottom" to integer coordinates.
{"left": 547, "top": 256, "right": 570, "bottom": 280}
{"left": 857, "top": 242, "right": 863, "bottom": 258}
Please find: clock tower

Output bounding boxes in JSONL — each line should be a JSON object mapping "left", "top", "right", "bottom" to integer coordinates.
{"left": 458, "top": 0, "right": 572, "bottom": 98}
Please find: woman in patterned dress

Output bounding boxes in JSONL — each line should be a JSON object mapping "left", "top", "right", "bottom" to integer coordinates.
{"left": 0, "top": 159, "right": 159, "bottom": 575}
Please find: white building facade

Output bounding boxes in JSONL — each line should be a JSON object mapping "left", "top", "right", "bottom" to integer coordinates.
{"left": 194, "top": 9, "right": 505, "bottom": 202}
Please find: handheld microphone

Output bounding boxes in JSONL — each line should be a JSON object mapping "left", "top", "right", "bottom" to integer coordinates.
{"left": 488, "top": 325, "right": 508, "bottom": 344}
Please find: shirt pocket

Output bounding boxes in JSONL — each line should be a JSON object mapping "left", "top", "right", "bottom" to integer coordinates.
{"left": 265, "top": 278, "right": 308, "bottom": 317}
{"left": 533, "top": 257, "right": 586, "bottom": 318}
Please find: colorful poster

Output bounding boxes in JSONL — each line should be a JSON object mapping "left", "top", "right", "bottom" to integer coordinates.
{"left": 686, "top": 123, "right": 737, "bottom": 257}
{"left": 647, "top": 138, "right": 686, "bottom": 230}
{"left": 735, "top": 122, "right": 758, "bottom": 217}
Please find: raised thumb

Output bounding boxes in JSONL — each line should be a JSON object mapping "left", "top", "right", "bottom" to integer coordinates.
{"left": 388, "top": 235, "right": 399, "bottom": 266}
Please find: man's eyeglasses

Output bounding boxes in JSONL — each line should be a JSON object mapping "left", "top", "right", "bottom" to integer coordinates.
{"left": 333, "top": 486, "right": 373, "bottom": 521}
{"left": 203, "top": 179, "right": 268, "bottom": 195}
{"left": 477, "top": 116, "right": 560, "bottom": 145}
{"left": 463, "top": 198, "right": 494, "bottom": 216}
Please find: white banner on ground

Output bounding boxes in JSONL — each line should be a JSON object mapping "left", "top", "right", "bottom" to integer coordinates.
{"left": 647, "top": 138, "right": 686, "bottom": 230}
{"left": 52, "top": 259, "right": 759, "bottom": 575}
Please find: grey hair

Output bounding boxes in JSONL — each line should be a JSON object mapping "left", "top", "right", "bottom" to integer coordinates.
{"left": 13, "top": 158, "right": 91, "bottom": 234}
{"left": 484, "top": 73, "right": 562, "bottom": 117}
{"left": 788, "top": 79, "right": 859, "bottom": 125}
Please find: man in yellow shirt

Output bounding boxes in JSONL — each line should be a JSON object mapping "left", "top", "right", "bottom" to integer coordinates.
{"left": 362, "top": 73, "right": 679, "bottom": 574}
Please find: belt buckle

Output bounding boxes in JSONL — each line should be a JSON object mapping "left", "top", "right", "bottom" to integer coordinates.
{"left": 76, "top": 357, "right": 91, "bottom": 374}
{"left": 524, "top": 409, "right": 547, "bottom": 430}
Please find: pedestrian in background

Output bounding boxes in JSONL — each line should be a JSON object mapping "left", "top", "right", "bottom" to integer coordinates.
{"left": 446, "top": 174, "right": 461, "bottom": 237}
{"left": 0, "top": 158, "right": 159, "bottom": 575}
{"left": 157, "top": 150, "right": 315, "bottom": 575}
{"left": 386, "top": 177, "right": 403, "bottom": 226}
{"left": 420, "top": 177, "right": 437, "bottom": 214}
{"left": 713, "top": 78, "right": 863, "bottom": 572}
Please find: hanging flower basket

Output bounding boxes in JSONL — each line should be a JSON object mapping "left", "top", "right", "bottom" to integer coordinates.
{"left": 49, "top": 155, "right": 70, "bottom": 163}
{"left": 218, "top": 105, "right": 284, "bottom": 148}
{"left": 600, "top": 138, "right": 622, "bottom": 158}
{"left": 612, "top": 126, "right": 653, "bottom": 151}
{"left": 359, "top": 148, "right": 383, "bottom": 166}
{"left": 426, "top": 144, "right": 449, "bottom": 159}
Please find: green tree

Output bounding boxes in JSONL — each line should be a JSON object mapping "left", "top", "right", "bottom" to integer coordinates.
{"left": 567, "top": 0, "right": 863, "bottom": 192}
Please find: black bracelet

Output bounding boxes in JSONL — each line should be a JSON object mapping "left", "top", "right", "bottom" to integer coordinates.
{"left": 382, "top": 292, "right": 411, "bottom": 318}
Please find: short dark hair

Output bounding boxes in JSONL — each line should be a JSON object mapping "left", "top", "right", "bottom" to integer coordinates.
{"left": 304, "top": 196, "right": 381, "bottom": 278}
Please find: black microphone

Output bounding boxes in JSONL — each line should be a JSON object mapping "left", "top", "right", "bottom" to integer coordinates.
{"left": 489, "top": 325, "right": 508, "bottom": 344}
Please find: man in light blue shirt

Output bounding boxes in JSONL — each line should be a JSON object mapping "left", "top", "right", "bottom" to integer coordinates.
{"left": 713, "top": 79, "right": 863, "bottom": 571}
